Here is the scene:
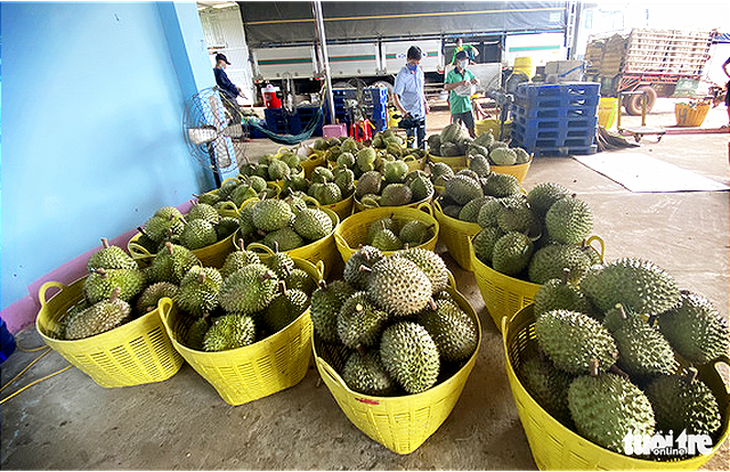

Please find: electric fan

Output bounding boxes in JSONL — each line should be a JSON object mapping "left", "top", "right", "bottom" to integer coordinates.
{"left": 182, "top": 87, "right": 249, "bottom": 174}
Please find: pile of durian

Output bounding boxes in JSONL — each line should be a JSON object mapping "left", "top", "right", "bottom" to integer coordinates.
{"left": 195, "top": 175, "right": 278, "bottom": 209}
{"left": 427, "top": 123, "right": 530, "bottom": 166}
{"left": 278, "top": 166, "right": 355, "bottom": 206}
{"left": 362, "top": 214, "right": 435, "bottom": 251}
{"left": 455, "top": 180, "right": 598, "bottom": 284}
{"left": 135, "top": 204, "right": 240, "bottom": 254}
{"left": 354, "top": 168, "right": 434, "bottom": 209}
{"left": 312, "top": 247, "right": 478, "bottom": 396}
{"left": 519, "top": 257, "right": 730, "bottom": 458}
{"left": 239, "top": 149, "right": 306, "bottom": 182}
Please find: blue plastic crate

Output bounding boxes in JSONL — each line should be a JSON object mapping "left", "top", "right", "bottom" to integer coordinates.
{"left": 529, "top": 144, "right": 598, "bottom": 157}
{"left": 511, "top": 112, "right": 598, "bottom": 133}
{"left": 511, "top": 127, "right": 596, "bottom": 150}
{"left": 512, "top": 103, "right": 598, "bottom": 119}
{"left": 515, "top": 82, "right": 600, "bottom": 109}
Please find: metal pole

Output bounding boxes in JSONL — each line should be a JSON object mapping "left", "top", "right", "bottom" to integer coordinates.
{"left": 313, "top": 1, "right": 336, "bottom": 125}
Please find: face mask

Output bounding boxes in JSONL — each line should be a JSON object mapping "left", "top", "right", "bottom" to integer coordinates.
{"left": 407, "top": 63, "right": 418, "bottom": 72}
{"left": 458, "top": 60, "right": 468, "bottom": 69}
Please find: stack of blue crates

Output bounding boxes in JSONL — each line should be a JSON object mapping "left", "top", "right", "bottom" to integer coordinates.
{"left": 296, "top": 106, "right": 323, "bottom": 136}
{"left": 511, "top": 83, "right": 600, "bottom": 156}
{"left": 369, "top": 87, "right": 388, "bottom": 132}
{"left": 329, "top": 88, "right": 357, "bottom": 125}
{"left": 264, "top": 108, "right": 301, "bottom": 134}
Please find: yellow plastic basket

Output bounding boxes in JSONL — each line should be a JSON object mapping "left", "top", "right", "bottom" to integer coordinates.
{"left": 333, "top": 203, "right": 439, "bottom": 262}
{"left": 352, "top": 188, "right": 434, "bottom": 213}
{"left": 598, "top": 97, "right": 618, "bottom": 130}
{"left": 470, "top": 235, "right": 605, "bottom": 332}
{"left": 313, "top": 275, "right": 481, "bottom": 454}
{"left": 159, "top": 258, "right": 324, "bottom": 406}
{"left": 432, "top": 199, "right": 481, "bottom": 271}
{"left": 490, "top": 157, "right": 533, "bottom": 184}
{"left": 35, "top": 277, "right": 184, "bottom": 388}
{"left": 317, "top": 193, "right": 354, "bottom": 221}
{"left": 235, "top": 206, "right": 340, "bottom": 278}
{"left": 475, "top": 119, "right": 512, "bottom": 141}
{"left": 403, "top": 155, "right": 425, "bottom": 172}
{"left": 428, "top": 154, "right": 467, "bottom": 171}
{"left": 503, "top": 304, "right": 730, "bottom": 470}
{"left": 127, "top": 230, "right": 236, "bottom": 270}
{"left": 298, "top": 151, "right": 326, "bottom": 179}
{"left": 675, "top": 102, "right": 711, "bottom": 128}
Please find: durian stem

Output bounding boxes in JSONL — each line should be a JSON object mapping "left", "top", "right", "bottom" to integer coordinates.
{"left": 198, "top": 272, "right": 206, "bottom": 284}
{"left": 179, "top": 216, "right": 188, "bottom": 225}
{"left": 428, "top": 299, "right": 438, "bottom": 311}
{"left": 561, "top": 268, "right": 570, "bottom": 285}
{"left": 278, "top": 280, "right": 288, "bottom": 295}
{"left": 109, "top": 287, "right": 121, "bottom": 303}
{"left": 609, "top": 364, "right": 630, "bottom": 378}
{"left": 101, "top": 238, "right": 110, "bottom": 249}
{"left": 589, "top": 358, "right": 599, "bottom": 377}
{"left": 403, "top": 243, "right": 410, "bottom": 250}
{"left": 165, "top": 242, "right": 174, "bottom": 255}
{"left": 685, "top": 367, "right": 699, "bottom": 384}
{"left": 318, "top": 280, "right": 328, "bottom": 291}
{"left": 262, "top": 270, "right": 276, "bottom": 281}
{"left": 356, "top": 345, "right": 367, "bottom": 357}
{"left": 237, "top": 239, "right": 245, "bottom": 251}
{"left": 95, "top": 268, "right": 109, "bottom": 278}
{"left": 358, "top": 265, "right": 373, "bottom": 274}
{"left": 615, "top": 304, "right": 627, "bottom": 320}
{"left": 647, "top": 315, "right": 658, "bottom": 327}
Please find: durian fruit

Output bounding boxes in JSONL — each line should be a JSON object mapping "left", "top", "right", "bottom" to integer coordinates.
{"left": 380, "top": 183, "right": 412, "bottom": 207}
{"left": 314, "top": 183, "right": 342, "bottom": 205}
{"left": 496, "top": 196, "right": 534, "bottom": 233}
{"left": 528, "top": 244, "right": 592, "bottom": 285}
{"left": 87, "top": 238, "right": 138, "bottom": 271}
{"left": 175, "top": 266, "right": 223, "bottom": 318}
{"left": 311, "top": 167, "right": 334, "bottom": 184}
{"left": 491, "top": 232, "right": 534, "bottom": 276}
{"left": 533, "top": 269, "right": 591, "bottom": 317}
{"left": 459, "top": 196, "right": 493, "bottom": 223}
{"left": 218, "top": 264, "right": 278, "bottom": 316}
{"left": 292, "top": 208, "right": 333, "bottom": 241}
{"left": 83, "top": 267, "right": 146, "bottom": 304}
{"left": 603, "top": 304, "right": 676, "bottom": 377}
{"left": 472, "top": 226, "right": 505, "bottom": 265}
{"left": 284, "top": 268, "right": 315, "bottom": 297}
{"left": 203, "top": 314, "right": 256, "bottom": 352}
{"left": 186, "top": 202, "right": 221, "bottom": 225}
{"left": 469, "top": 154, "right": 491, "bottom": 177}
{"left": 489, "top": 147, "right": 517, "bottom": 166}
{"left": 65, "top": 288, "right": 132, "bottom": 340}
{"left": 444, "top": 175, "right": 483, "bottom": 205}
{"left": 514, "top": 147, "right": 531, "bottom": 164}
{"left": 342, "top": 350, "right": 397, "bottom": 396}
{"left": 337, "top": 292, "right": 388, "bottom": 349}
{"left": 251, "top": 199, "right": 294, "bottom": 232}
{"left": 380, "top": 321, "right": 440, "bottom": 394}
{"left": 147, "top": 242, "right": 201, "bottom": 284}
{"left": 310, "top": 280, "right": 355, "bottom": 344}
{"left": 544, "top": 195, "right": 593, "bottom": 245}
{"left": 568, "top": 370, "right": 656, "bottom": 454}
{"left": 408, "top": 174, "right": 434, "bottom": 202}
{"left": 51, "top": 300, "right": 91, "bottom": 340}
{"left": 262, "top": 227, "right": 304, "bottom": 252}
{"left": 216, "top": 217, "right": 240, "bottom": 241}
{"left": 393, "top": 248, "right": 449, "bottom": 294}
{"left": 180, "top": 219, "right": 217, "bottom": 250}
{"left": 535, "top": 310, "right": 618, "bottom": 375}
{"left": 220, "top": 240, "right": 261, "bottom": 279}
{"left": 481, "top": 172, "right": 520, "bottom": 198}
{"left": 263, "top": 281, "right": 308, "bottom": 333}
{"left": 476, "top": 198, "right": 503, "bottom": 228}
{"left": 417, "top": 299, "right": 477, "bottom": 362}
{"left": 365, "top": 256, "right": 433, "bottom": 317}
{"left": 136, "top": 282, "right": 179, "bottom": 314}
{"left": 144, "top": 210, "right": 185, "bottom": 243}
{"left": 658, "top": 290, "right": 730, "bottom": 364}
{"left": 185, "top": 317, "right": 209, "bottom": 350}
{"left": 581, "top": 258, "right": 680, "bottom": 315}
{"left": 645, "top": 371, "right": 721, "bottom": 437}
{"left": 384, "top": 160, "right": 409, "bottom": 184}
{"left": 526, "top": 182, "right": 571, "bottom": 218}
{"left": 399, "top": 221, "right": 434, "bottom": 246}
{"left": 355, "top": 171, "right": 382, "bottom": 199}
{"left": 429, "top": 162, "right": 454, "bottom": 186}
{"left": 518, "top": 353, "right": 574, "bottom": 425}
{"left": 371, "top": 227, "right": 403, "bottom": 251}
{"left": 366, "top": 216, "right": 398, "bottom": 244}
{"left": 343, "top": 246, "right": 383, "bottom": 290}
{"left": 237, "top": 199, "right": 258, "bottom": 238}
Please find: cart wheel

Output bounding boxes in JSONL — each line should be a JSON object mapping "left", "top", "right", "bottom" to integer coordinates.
{"left": 656, "top": 134, "right": 664, "bottom": 143}
{"left": 634, "top": 134, "right": 642, "bottom": 143}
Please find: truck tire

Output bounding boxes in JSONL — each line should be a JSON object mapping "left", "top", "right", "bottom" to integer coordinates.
{"left": 624, "top": 86, "right": 657, "bottom": 115}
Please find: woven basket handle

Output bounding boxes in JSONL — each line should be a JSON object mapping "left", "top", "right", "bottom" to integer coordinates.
{"left": 38, "top": 281, "right": 67, "bottom": 308}
{"left": 315, "top": 356, "right": 355, "bottom": 394}
{"left": 266, "top": 183, "right": 281, "bottom": 198}
{"left": 156, "top": 297, "right": 176, "bottom": 340}
{"left": 417, "top": 202, "right": 433, "bottom": 216}
{"left": 246, "top": 242, "right": 276, "bottom": 257}
{"left": 432, "top": 198, "right": 444, "bottom": 215}
{"left": 216, "top": 201, "right": 239, "bottom": 214}
{"left": 333, "top": 232, "right": 351, "bottom": 253}
{"left": 585, "top": 235, "right": 606, "bottom": 263}
{"left": 128, "top": 235, "right": 154, "bottom": 259}
{"left": 315, "top": 261, "right": 325, "bottom": 280}
{"left": 301, "top": 196, "right": 321, "bottom": 208}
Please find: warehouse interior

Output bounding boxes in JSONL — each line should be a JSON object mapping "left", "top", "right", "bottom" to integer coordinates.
{"left": 2, "top": 2, "right": 730, "bottom": 470}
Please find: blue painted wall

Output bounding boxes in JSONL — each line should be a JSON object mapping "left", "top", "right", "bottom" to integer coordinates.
{"left": 1, "top": 2, "right": 216, "bottom": 310}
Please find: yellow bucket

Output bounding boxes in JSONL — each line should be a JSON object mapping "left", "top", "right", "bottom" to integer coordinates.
{"left": 598, "top": 97, "right": 618, "bottom": 130}
{"left": 675, "top": 102, "right": 711, "bottom": 128}
{"left": 333, "top": 203, "right": 439, "bottom": 262}
{"left": 159, "top": 258, "right": 324, "bottom": 406}
{"left": 471, "top": 235, "right": 605, "bottom": 332}
{"left": 475, "top": 119, "right": 512, "bottom": 141}
{"left": 35, "top": 277, "right": 184, "bottom": 388}
{"left": 503, "top": 304, "right": 730, "bottom": 470}
{"left": 234, "top": 206, "right": 340, "bottom": 278}
{"left": 299, "top": 151, "right": 326, "bottom": 179}
{"left": 353, "top": 188, "right": 434, "bottom": 213}
{"left": 432, "top": 199, "right": 481, "bottom": 271}
{"left": 313, "top": 274, "right": 481, "bottom": 454}
{"left": 127, "top": 230, "right": 236, "bottom": 270}
{"left": 514, "top": 56, "right": 536, "bottom": 79}
{"left": 403, "top": 155, "right": 425, "bottom": 172}
{"left": 428, "top": 154, "right": 467, "bottom": 171}
{"left": 490, "top": 157, "right": 533, "bottom": 184}
{"left": 317, "top": 193, "right": 354, "bottom": 222}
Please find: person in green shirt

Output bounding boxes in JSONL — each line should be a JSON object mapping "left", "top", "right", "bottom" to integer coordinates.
{"left": 445, "top": 50, "right": 480, "bottom": 137}
{"left": 450, "top": 38, "right": 479, "bottom": 65}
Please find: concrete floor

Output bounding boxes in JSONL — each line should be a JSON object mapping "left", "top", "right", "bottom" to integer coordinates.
{"left": 2, "top": 103, "right": 729, "bottom": 470}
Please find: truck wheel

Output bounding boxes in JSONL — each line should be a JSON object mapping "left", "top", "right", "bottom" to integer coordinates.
{"left": 624, "top": 86, "right": 657, "bottom": 115}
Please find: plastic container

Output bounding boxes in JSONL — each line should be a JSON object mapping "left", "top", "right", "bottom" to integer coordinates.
{"left": 489, "top": 157, "right": 533, "bottom": 184}
{"left": 675, "top": 102, "right": 711, "bottom": 127}
{"left": 128, "top": 230, "right": 236, "bottom": 270}
{"left": 513, "top": 56, "right": 536, "bottom": 79}
{"left": 475, "top": 118, "right": 512, "bottom": 141}
{"left": 427, "top": 154, "right": 467, "bottom": 171}
{"left": 432, "top": 199, "right": 481, "bottom": 271}
{"left": 1, "top": 318, "right": 17, "bottom": 364}
{"left": 503, "top": 304, "right": 730, "bottom": 470}
{"left": 317, "top": 193, "right": 354, "bottom": 222}
{"left": 299, "top": 151, "right": 326, "bottom": 179}
{"left": 234, "top": 205, "right": 340, "bottom": 278}
{"left": 160, "top": 258, "right": 323, "bottom": 406}
{"left": 470, "top": 235, "right": 604, "bottom": 332}
{"left": 35, "top": 277, "right": 184, "bottom": 388}
{"left": 333, "top": 203, "right": 439, "bottom": 262}
{"left": 313, "top": 274, "right": 481, "bottom": 454}
{"left": 352, "top": 188, "right": 434, "bottom": 214}
{"left": 598, "top": 97, "right": 618, "bottom": 129}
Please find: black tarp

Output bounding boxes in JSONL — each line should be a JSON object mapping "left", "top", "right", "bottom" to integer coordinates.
{"left": 239, "top": 1, "right": 567, "bottom": 47}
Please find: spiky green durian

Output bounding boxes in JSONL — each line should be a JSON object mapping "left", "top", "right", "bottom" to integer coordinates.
{"left": 365, "top": 256, "right": 433, "bottom": 317}
{"left": 251, "top": 199, "right": 294, "bottom": 232}
{"left": 342, "top": 350, "right": 398, "bottom": 396}
{"left": 83, "top": 267, "right": 146, "bottom": 304}
{"left": 398, "top": 221, "right": 434, "bottom": 246}
{"left": 645, "top": 372, "right": 721, "bottom": 436}
{"left": 310, "top": 280, "right": 355, "bottom": 344}
{"left": 491, "top": 232, "right": 534, "bottom": 276}
{"left": 262, "top": 251, "right": 296, "bottom": 279}
{"left": 263, "top": 282, "right": 308, "bottom": 333}
{"left": 136, "top": 282, "right": 179, "bottom": 314}
{"left": 472, "top": 226, "right": 505, "bottom": 266}
{"left": 203, "top": 314, "right": 256, "bottom": 351}
{"left": 185, "top": 317, "right": 209, "bottom": 350}
{"left": 379, "top": 321, "right": 440, "bottom": 394}
{"left": 519, "top": 354, "right": 574, "bottom": 425}
{"left": 417, "top": 299, "right": 477, "bottom": 362}
{"left": 220, "top": 243, "right": 262, "bottom": 279}
{"left": 528, "top": 244, "right": 592, "bottom": 284}
{"left": 393, "top": 248, "right": 449, "bottom": 294}
{"left": 146, "top": 242, "right": 201, "bottom": 284}
{"left": 337, "top": 292, "right": 388, "bottom": 349}
{"left": 87, "top": 238, "right": 138, "bottom": 271}
{"left": 262, "top": 227, "right": 304, "bottom": 252}
{"left": 186, "top": 202, "right": 221, "bottom": 225}
{"left": 218, "top": 264, "right": 278, "bottom": 315}
{"left": 292, "top": 208, "right": 333, "bottom": 241}
{"left": 343, "top": 245, "right": 384, "bottom": 290}
{"left": 544, "top": 195, "right": 593, "bottom": 245}
{"left": 175, "top": 266, "right": 223, "bottom": 318}
{"left": 444, "top": 175, "right": 483, "bottom": 205}
{"left": 533, "top": 270, "right": 591, "bottom": 317}
{"left": 458, "top": 196, "right": 493, "bottom": 223}
{"left": 65, "top": 289, "right": 132, "bottom": 340}
{"left": 180, "top": 219, "right": 217, "bottom": 250}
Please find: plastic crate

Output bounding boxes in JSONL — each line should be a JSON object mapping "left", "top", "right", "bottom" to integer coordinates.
{"left": 512, "top": 103, "right": 598, "bottom": 120}
{"left": 515, "top": 82, "right": 600, "bottom": 100}
{"left": 530, "top": 144, "right": 598, "bottom": 157}
{"left": 511, "top": 124, "right": 596, "bottom": 151}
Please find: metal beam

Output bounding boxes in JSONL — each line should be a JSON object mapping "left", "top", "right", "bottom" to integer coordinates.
{"left": 312, "top": 1, "right": 336, "bottom": 124}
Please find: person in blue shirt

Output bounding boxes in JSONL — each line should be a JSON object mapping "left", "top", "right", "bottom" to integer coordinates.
{"left": 213, "top": 53, "right": 242, "bottom": 103}
{"left": 393, "top": 46, "right": 429, "bottom": 149}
